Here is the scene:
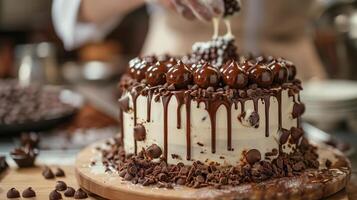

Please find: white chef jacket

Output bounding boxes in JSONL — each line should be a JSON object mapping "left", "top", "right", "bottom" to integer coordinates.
{"left": 52, "top": 0, "right": 326, "bottom": 80}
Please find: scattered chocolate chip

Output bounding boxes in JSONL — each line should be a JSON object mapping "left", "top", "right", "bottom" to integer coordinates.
{"left": 133, "top": 124, "right": 146, "bottom": 141}
{"left": 49, "top": 190, "right": 62, "bottom": 200}
{"left": 42, "top": 167, "right": 55, "bottom": 179}
{"left": 7, "top": 188, "right": 20, "bottom": 198}
{"left": 22, "top": 187, "right": 36, "bottom": 198}
{"left": 246, "top": 149, "right": 261, "bottom": 165}
{"left": 55, "top": 181, "right": 67, "bottom": 191}
{"left": 74, "top": 188, "right": 88, "bottom": 199}
{"left": 145, "top": 144, "right": 162, "bottom": 159}
{"left": 64, "top": 187, "right": 75, "bottom": 197}
{"left": 55, "top": 167, "right": 65, "bottom": 177}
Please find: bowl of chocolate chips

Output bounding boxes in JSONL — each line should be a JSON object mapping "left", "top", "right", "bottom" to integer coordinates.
{"left": 0, "top": 80, "right": 83, "bottom": 133}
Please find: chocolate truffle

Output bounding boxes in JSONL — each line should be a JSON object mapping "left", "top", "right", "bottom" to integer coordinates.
{"left": 22, "top": 187, "right": 36, "bottom": 198}
{"left": 248, "top": 64, "right": 273, "bottom": 88}
{"left": 145, "top": 62, "right": 167, "bottom": 86}
{"left": 268, "top": 61, "right": 288, "bottom": 84}
{"left": 222, "top": 60, "right": 248, "bottom": 89}
{"left": 7, "top": 188, "right": 20, "bottom": 198}
{"left": 166, "top": 61, "right": 192, "bottom": 89}
{"left": 245, "top": 149, "right": 261, "bottom": 165}
{"left": 285, "top": 61, "right": 297, "bottom": 81}
{"left": 146, "top": 144, "right": 162, "bottom": 159}
{"left": 193, "top": 62, "right": 220, "bottom": 88}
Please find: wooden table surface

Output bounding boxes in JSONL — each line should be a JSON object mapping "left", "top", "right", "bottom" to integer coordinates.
{"left": 1, "top": 165, "right": 356, "bottom": 200}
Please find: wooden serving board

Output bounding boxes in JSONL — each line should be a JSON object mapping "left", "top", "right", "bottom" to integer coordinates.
{"left": 75, "top": 141, "right": 351, "bottom": 200}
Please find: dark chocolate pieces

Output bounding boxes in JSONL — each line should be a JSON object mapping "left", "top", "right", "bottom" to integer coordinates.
{"left": 22, "top": 187, "right": 36, "bottom": 198}
{"left": 49, "top": 190, "right": 62, "bottom": 200}
{"left": 55, "top": 181, "right": 67, "bottom": 191}
{"left": 64, "top": 187, "right": 76, "bottom": 197}
{"left": 133, "top": 124, "right": 146, "bottom": 141}
{"left": 55, "top": 168, "right": 65, "bottom": 177}
{"left": 74, "top": 188, "right": 88, "bottom": 199}
{"left": 7, "top": 188, "right": 20, "bottom": 198}
{"left": 42, "top": 167, "right": 55, "bottom": 179}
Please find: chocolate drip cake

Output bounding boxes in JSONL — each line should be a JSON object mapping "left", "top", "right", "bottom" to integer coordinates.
{"left": 108, "top": 36, "right": 328, "bottom": 189}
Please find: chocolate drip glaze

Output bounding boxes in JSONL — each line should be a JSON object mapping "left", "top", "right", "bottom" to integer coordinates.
{"left": 226, "top": 102, "right": 233, "bottom": 151}
{"left": 146, "top": 90, "right": 153, "bottom": 122}
{"left": 119, "top": 110, "right": 124, "bottom": 145}
{"left": 185, "top": 93, "right": 192, "bottom": 160}
{"left": 263, "top": 96, "right": 270, "bottom": 137}
{"left": 130, "top": 86, "right": 141, "bottom": 155}
{"left": 277, "top": 90, "right": 282, "bottom": 130}
{"left": 174, "top": 92, "right": 185, "bottom": 129}
{"left": 162, "top": 94, "right": 173, "bottom": 160}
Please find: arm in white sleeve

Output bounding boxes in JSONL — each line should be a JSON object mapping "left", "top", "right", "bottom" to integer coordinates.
{"left": 52, "top": 0, "right": 121, "bottom": 50}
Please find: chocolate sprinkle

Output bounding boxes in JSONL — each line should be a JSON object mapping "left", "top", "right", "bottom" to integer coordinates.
{"left": 55, "top": 181, "right": 67, "bottom": 191}
{"left": 7, "top": 188, "right": 20, "bottom": 198}
{"left": 49, "top": 190, "right": 62, "bottom": 200}
{"left": 64, "top": 187, "right": 75, "bottom": 197}
{"left": 22, "top": 187, "right": 36, "bottom": 198}
{"left": 74, "top": 188, "right": 88, "bottom": 199}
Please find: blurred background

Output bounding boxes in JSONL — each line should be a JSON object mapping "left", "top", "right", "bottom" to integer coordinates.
{"left": 0, "top": 0, "right": 356, "bottom": 165}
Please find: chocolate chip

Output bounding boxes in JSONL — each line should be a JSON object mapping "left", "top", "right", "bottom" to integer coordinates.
{"left": 291, "top": 127, "right": 303, "bottom": 143}
{"left": 55, "top": 168, "right": 65, "bottom": 177}
{"left": 292, "top": 103, "right": 305, "bottom": 118}
{"left": 133, "top": 124, "right": 146, "bottom": 141}
{"left": 246, "top": 149, "right": 261, "bottom": 165}
{"left": 42, "top": 167, "right": 55, "bottom": 179}
{"left": 74, "top": 188, "right": 88, "bottom": 199}
{"left": 55, "top": 181, "right": 67, "bottom": 191}
{"left": 64, "top": 187, "right": 75, "bottom": 197}
{"left": 7, "top": 188, "right": 20, "bottom": 198}
{"left": 249, "top": 111, "right": 260, "bottom": 127}
{"left": 22, "top": 187, "right": 36, "bottom": 198}
{"left": 145, "top": 144, "right": 162, "bottom": 159}
{"left": 49, "top": 190, "right": 62, "bottom": 200}
{"left": 279, "top": 128, "right": 290, "bottom": 144}
{"left": 118, "top": 96, "right": 130, "bottom": 112}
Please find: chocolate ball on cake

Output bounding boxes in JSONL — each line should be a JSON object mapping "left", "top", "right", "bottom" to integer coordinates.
{"left": 285, "top": 61, "right": 297, "bottom": 81}
{"left": 193, "top": 62, "right": 220, "bottom": 88}
{"left": 248, "top": 64, "right": 273, "bottom": 88}
{"left": 166, "top": 61, "right": 193, "bottom": 89}
{"left": 134, "top": 61, "right": 150, "bottom": 82}
{"left": 268, "top": 61, "right": 288, "bottom": 84}
{"left": 222, "top": 60, "right": 248, "bottom": 89}
{"left": 128, "top": 57, "right": 141, "bottom": 78}
{"left": 145, "top": 62, "right": 167, "bottom": 86}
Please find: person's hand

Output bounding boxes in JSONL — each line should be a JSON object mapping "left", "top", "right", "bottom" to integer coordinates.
{"left": 170, "top": 0, "right": 225, "bottom": 21}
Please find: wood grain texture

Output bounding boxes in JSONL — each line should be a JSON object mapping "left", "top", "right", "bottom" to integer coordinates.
{"left": 75, "top": 141, "right": 351, "bottom": 200}
{"left": 0, "top": 166, "right": 95, "bottom": 200}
